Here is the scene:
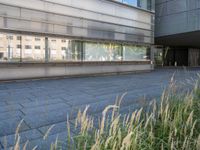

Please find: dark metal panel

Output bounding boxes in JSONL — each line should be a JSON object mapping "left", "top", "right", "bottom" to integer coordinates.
{"left": 155, "top": 0, "right": 200, "bottom": 37}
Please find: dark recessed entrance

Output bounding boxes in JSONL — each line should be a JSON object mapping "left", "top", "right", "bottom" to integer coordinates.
{"left": 163, "top": 47, "right": 188, "bottom": 66}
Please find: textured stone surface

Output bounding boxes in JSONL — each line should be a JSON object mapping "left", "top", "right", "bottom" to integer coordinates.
{"left": 0, "top": 129, "right": 42, "bottom": 148}
{"left": 0, "top": 68, "right": 199, "bottom": 149}
{"left": 0, "top": 117, "right": 30, "bottom": 137}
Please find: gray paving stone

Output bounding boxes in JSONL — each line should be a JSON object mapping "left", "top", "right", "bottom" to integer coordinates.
{"left": 6, "top": 99, "right": 32, "bottom": 105}
{"left": 29, "top": 92, "right": 47, "bottom": 97}
{"left": 0, "top": 117, "right": 30, "bottom": 137}
{"left": 0, "top": 91, "right": 9, "bottom": 96}
{"left": 46, "top": 89, "right": 68, "bottom": 95}
{"left": 0, "top": 104, "right": 22, "bottom": 113}
{"left": 0, "top": 94, "right": 33, "bottom": 103}
{"left": 28, "top": 95, "right": 51, "bottom": 101}
{"left": 0, "top": 110, "right": 24, "bottom": 121}
{"left": 95, "top": 93, "right": 118, "bottom": 102}
{"left": 38, "top": 121, "right": 75, "bottom": 137}
{"left": 17, "top": 131, "right": 69, "bottom": 150}
{"left": 21, "top": 103, "right": 70, "bottom": 115}
{"left": 0, "top": 129, "right": 42, "bottom": 148}
{"left": 50, "top": 93, "right": 72, "bottom": 100}
{"left": 24, "top": 108, "right": 72, "bottom": 128}
{"left": 0, "top": 102, "right": 7, "bottom": 107}
{"left": 21, "top": 98, "right": 64, "bottom": 108}
{"left": 68, "top": 97, "right": 96, "bottom": 106}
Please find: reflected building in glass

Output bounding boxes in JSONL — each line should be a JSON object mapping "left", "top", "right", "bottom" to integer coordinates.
{"left": 117, "top": 0, "right": 154, "bottom": 11}
{"left": 0, "top": 0, "right": 155, "bottom": 80}
{"left": 0, "top": 34, "right": 151, "bottom": 62}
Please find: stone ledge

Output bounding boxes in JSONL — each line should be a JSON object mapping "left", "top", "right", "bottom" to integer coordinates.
{"left": 0, "top": 62, "right": 153, "bottom": 81}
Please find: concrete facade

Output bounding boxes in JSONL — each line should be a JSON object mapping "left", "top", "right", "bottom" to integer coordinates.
{"left": 0, "top": 0, "right": 154, "bottom": 44}
{"left": 0, "top": 0, "right": 155, "bottom": 80}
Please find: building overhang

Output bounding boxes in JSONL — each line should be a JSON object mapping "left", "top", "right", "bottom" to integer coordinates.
{"left": 155, "top": 31, "right": 200, "bottom": 48}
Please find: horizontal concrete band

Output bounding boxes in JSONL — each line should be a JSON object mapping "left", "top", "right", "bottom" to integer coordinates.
{"left": 0, "top": 0, "right": 154, "bottom": 44}
{"left": 0, "top": 61, "right": 152, "bottom": 80}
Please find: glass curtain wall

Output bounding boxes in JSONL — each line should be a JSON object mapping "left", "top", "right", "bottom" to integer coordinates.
{"left": 123, "top": 45, "right": 150, "bottom": 61}
{"left": 116, "top": 0, "right": 154, "bottom": 11}
{"left": 84, "top": 42, "right": 122, "bottom": 61}
{"left": 0, "top": 33, "right": 20, "bottom": 62}
{"left": 0, "top": 33, "right": 45, "bottom": 62}
{"left": 69, "top": 41, "right": 83, "bottom": 61}
{"left": 0, "top": 33, "right": 150, "bottom": 63}
{"left": 48, "top": 38, "right": 59, "bottom": 61}
{"left": 23, "top": 35, "right": 45, "bottom": 62}
{"left": 48, "top": 38, "right": 82, "bottom": 62}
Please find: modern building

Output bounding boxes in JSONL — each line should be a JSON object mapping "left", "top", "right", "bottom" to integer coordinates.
{"left": 0, "top": 0, "right": 155, "bottom": 80}
{"left": 155, "top": 0, "right": 200, "bottom": 66}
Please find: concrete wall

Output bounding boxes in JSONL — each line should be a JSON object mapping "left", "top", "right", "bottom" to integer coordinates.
{"left": 0, "top": 0, "right": 154, "bottom": 80}
{"left": 0, "top": 0, "right": 154, "bottom": 44}
{"left": 0, "top": 62, "right": 153, "bottom": 81}
{"left": 155, "top": 0, "right": 200, "bottom": 37}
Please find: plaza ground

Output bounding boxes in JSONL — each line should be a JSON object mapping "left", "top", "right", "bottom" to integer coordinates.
{"left": 0, "top": 68, "right": 199, "bottom": 149}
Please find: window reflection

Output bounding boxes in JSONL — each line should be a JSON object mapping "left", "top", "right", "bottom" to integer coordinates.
{"left": 116, "top": 0, "right": 154, "bottom": 11}
{"left": 69, "top": 41, "right": 83, "bottom": 61}
{"left": 84, "top": 42, "right": 122, "bottom": 61}
{"left": 0, "top": 34, "right": 20, "bottom": 62}
{"left": 123, "top": 45, "right": 149, "bottom": 61}
{"left": 48, "top": 38, "right": 82, "bottom": 62}
{"left": 22, "top": 35, "right": 45, "bottom": 62}
{"left": 0, "top": 33, "right": 150, "bottom": 63}
{"left": 0, "top": 33, "right": 45, "bottom": 62}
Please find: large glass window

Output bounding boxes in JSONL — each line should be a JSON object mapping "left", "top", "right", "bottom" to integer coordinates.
{"left": 84, "top": 42, "right": 122, "bottom": 61}
{"left": 116, "top": 0, "right": 154, "bottom": 11}
{"left": 69, "top": 41, "right": 83, "bottom": 61}
{"left": 0, "top": 33, "right": 150, "bottom": 63}
{"left": 0, "top": 33, "right": 45, "bottom": 62}
{"left": 123, "top": 45, "right": 150, "bottom": 61}
{"left": 22, "top": 35, "right": 45, "bottom": 62}
{"left": 121, "top": 0, "right": 138, "bottom": 6}
{"left": 0, "top": 33, "right": 20, "bottom": 62}
{"left": 48, "top": 38, "right": 82, "bottom": 62}
{"left": 48, "top": 37, "right": 60, "bottom": 61}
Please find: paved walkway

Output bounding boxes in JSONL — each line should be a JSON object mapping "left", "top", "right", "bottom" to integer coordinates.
{"left": 0, "top": 68, "right": 199, "bottom": 149}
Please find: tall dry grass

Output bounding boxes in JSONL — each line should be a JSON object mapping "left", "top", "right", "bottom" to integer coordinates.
{"left": 71, "top": 78, "right": 200, "bottom": 150}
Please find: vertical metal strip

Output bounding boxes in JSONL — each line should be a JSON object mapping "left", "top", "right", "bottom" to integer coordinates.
{"left": 45, "top": 37, "right": 49, "bottom": 62}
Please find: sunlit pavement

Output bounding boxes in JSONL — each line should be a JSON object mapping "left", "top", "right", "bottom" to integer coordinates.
{"left": 0, "top": 68, "right": 199, "bottom": 149}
